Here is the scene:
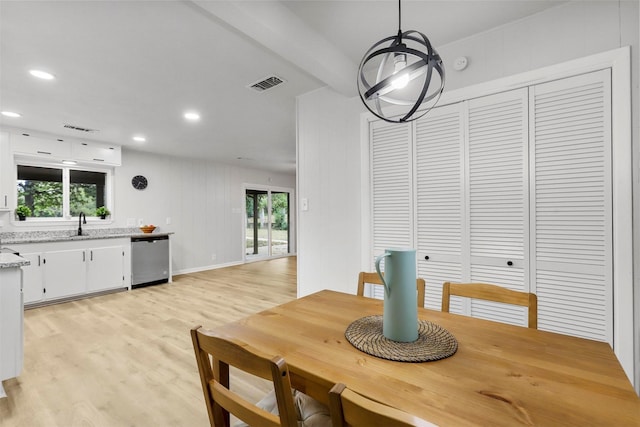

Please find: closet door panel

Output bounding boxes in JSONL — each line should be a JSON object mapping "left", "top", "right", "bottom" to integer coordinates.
{"left": 415, "top": 103, "right": 465, "bottom": 310}
{"left": 370, "top": 120, "right": 412, "bottom": 299}
{"left": 530, "top": 69, "right": 612, "bottom": 343}
{"left": 466, "top": 88, "right": 529, "bottom": 326}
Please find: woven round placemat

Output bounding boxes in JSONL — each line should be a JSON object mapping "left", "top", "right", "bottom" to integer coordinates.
{"left": 345, "top": 315, "right": 458, "bottom": 362}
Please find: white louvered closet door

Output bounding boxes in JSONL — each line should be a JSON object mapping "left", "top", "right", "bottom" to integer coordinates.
{"left": 415, "top": 103, "right": 465, "bottom": 310}
{"left": 530, "top": 69, "right": 612, "bottom": 344}
{"left": 370, "top": 120, "right": 413, "bottom": 299}
{"left": 465, "top": 88, "right": 529, "bottom": 326}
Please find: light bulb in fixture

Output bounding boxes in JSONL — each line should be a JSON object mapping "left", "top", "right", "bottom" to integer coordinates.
{"left": 391, "top": 53, "right": 409, "bottom": 89}
{"left": 29, "top": 69, "right": 55, "bottom": 80}
{"left": 184, "top": 111, "right": 200, "bottom": 121}
{"left": 1, "top": 111, "right": 21, "bottom": 118}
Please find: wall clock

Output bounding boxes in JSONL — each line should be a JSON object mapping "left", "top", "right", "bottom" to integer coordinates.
{"left": 131, "top": 175, "right": 148, "bottom": 190}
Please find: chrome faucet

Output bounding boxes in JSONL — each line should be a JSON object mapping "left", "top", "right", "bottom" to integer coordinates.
{"left": 78, "top": 212, "right": 86, "bottom": 236}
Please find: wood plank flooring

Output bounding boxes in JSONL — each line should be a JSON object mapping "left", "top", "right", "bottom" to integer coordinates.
{"left": 0, "top": 257, "right": 298, "bottom": 426}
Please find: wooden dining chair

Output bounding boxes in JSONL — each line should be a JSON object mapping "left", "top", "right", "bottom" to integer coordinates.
{"left": 191, "top": 326, "right": 331, "bottom": 427}
{"left": 441, "top": 282, "right": 538, "bottom": 329}
{"left": 329, "top": 383, "right": 437, "bottom": 427}
{"left": 357, "top": 272, "right": 426, "bottom": 308}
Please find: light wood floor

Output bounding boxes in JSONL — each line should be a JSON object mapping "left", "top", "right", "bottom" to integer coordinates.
{"left": 0, "top": 257, "right": 298, "bottom": 426}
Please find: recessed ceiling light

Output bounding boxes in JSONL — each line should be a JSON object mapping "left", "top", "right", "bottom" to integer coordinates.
{"left": 62, "top": 160, "right": 77, "bottom": 165}
{"left": 1, "top": 111, "right": 21, "bottom": 118}
{"left": 29, "top": 69, "right": 55, "bottom": 80}
{"left": 184, "top": 111, "right": 200, "bottom": 121}
{"left": 133, "top": 136, "right": 146, "bottom": 142}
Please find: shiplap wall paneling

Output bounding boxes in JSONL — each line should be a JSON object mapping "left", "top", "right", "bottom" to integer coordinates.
{"left": 465, "top": 88, "right": 530, "bottom": 327}
{"left": 370, "top": 120, "right": 413, "bottom": 299}
{"left": 415, "top": 102, "right": 466, "bottom": 311}
{"left": 530, "top": 69, "right": 613, "bottom": 343}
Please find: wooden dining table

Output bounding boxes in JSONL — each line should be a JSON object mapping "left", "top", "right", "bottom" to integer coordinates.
{"left": 212, "top": 290, "right": 639, "bottom": 426}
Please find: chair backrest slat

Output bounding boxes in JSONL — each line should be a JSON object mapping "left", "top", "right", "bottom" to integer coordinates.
{"left": 329, "top": 383, "right": 437, "bottom": 427}
{"left": 441, "top": 282, "right": 537, "bottom": 329}
{"left": 357, "top": 272, "right": 426, "bottom": 308}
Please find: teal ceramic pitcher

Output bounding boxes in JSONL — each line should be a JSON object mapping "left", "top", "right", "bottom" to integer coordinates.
{"left": 375, "top": 248, "right": 419, "bottom": 342}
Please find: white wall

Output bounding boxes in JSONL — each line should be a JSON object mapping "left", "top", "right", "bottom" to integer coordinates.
{"left": 297, "top": 0, "right": 639, "bottom": 387}
{"left": 116, "top": 149, "right": 296, "bottom": 273}
{"left": 296, "top": 88, "right": 363, "bottom": 297}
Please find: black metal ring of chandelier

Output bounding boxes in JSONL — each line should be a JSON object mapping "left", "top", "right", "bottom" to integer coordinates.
{"left": 357, "top": 24, "right": 445, "bottom": 123}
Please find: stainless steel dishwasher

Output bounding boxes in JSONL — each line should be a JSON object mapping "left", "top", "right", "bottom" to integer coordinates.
{"left": 131, "top": 235, "right": 170, "bottom": 288}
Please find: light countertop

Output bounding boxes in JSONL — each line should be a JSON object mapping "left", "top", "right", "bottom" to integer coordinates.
{"left": 0, "top": 252, "right": 30, "bottom": 269}
{"left": 1, "top": 228, "right": 173, "bottom": 245}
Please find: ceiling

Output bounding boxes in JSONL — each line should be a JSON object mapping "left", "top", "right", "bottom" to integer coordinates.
{"left": 0, "top": 0, "right": 566, "bottom": 174}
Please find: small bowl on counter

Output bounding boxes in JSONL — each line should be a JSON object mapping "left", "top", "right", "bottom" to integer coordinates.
{"left": 139, "top": 225, "right": 156, "bottom": 234}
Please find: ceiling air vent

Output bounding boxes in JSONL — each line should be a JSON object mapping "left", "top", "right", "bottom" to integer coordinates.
{"left": 247, "top": 75, "right": 285, "bottom": 92}
{"left": 63, "top": 123, "right": 98, "bottom": 133}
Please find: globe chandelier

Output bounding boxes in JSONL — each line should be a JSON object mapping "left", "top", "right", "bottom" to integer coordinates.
{"left": 357, "top": 0, "right": 445, "bottom": 123}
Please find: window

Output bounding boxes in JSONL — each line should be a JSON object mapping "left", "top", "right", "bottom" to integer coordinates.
{"left": 16, "top": 163, "right": 109, "bottom": 219}
{"left": 17, "top": 165, "right": 63, "bottom": 217}
{"left": 70, "top": 169, "right": 106, "bottom": 216}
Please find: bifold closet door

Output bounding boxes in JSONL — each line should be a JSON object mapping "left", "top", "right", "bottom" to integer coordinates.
{"left": 530, "top": 69, "right": 612, "bottom": 343}
{"left": 415, "top": 103, "right": 465, "bottom": 310}
{"left": 465, "top": 88, "right": 530, "bottom": 326}
{"left": 370, "top": 120, "right": 413, "bottom": 299}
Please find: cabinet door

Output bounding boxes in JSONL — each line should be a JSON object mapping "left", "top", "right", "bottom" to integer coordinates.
{"left": 0, "top": 132, "right": 12, "bottom": 210}
{"left": 44, "top": 249, "right": 86, "bottom": 300}
{"left": 71, "top": 141, "right": 121, "bottom": 165}
{"left": 415, "top": 102, "right": 465, "bottom": 310}
{"left": 86, "top": 246, "right": 124, "bottom": 292}
{"left": 530, "top": 69, "right": 612, "bottom": 343}
{"left": 20, "top": 252, "right": 45, "bottom": 304}
{"left": 11, "top": 133, "right": 71, "bottom": 159}
{"left": 465, "top": 88, "right": 529, "bottom": 326}
{"left": 0, "top": 268, "right": 23, "bottom": 381}
{"left": 370, "top": 119, "right": 413, "bottom": 299}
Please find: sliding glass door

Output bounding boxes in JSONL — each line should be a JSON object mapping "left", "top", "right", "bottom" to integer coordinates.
{"left": 245, "top": 188, "right": 290, "bottom": 259}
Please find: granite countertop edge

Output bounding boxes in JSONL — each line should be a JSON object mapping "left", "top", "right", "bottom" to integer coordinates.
{"left": 0, "top": 253, "right": 30, "bottom": 268}
{"left": 1, "top": 229, "right": 174, "bottom": 245}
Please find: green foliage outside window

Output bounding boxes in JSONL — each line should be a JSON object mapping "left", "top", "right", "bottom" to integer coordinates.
{"left": 70, "top": 183, "right": 98, "bottom": 216}
{"left": 17, "top": 180, "right": 63, "bottom": 217}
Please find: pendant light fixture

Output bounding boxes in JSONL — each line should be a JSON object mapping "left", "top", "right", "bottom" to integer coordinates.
{"left": 357, "top": 0, "right": 445, "bottom": 123}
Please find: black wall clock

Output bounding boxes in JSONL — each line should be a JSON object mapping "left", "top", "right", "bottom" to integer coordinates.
{"left": 131, "top": 175, "right": 148, "bottom": 190}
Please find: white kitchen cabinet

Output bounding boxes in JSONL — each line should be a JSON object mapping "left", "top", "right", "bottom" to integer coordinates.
{"left": 71, "top": 141, "right": 121, "bottom": 166}
{"left": 0, "top": 265, "right": 24, "bottom": 394}
{"left": 44, "top": 248, "right": 87, "bottom": 300}
{"left": 11, "top": 133, "right": 72, "bottom": 159}
{"left": 0, "top": 131, "right": 13, "bottom": 210}
{"left": 13, "top": 238, "right": 129, "bottom": 306}
{"left": 20, "top": 252, "right": 45, "bottom": 304}
{"left": 86, "top": 245, "right": 125, "bottom": 292}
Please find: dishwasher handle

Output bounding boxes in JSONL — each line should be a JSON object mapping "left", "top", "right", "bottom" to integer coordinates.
{"left": 131, "top": 235, "right": 169, "bottom": 243}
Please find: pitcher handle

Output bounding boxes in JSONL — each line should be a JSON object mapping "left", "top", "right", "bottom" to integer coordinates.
{"left": 375, "top": 252, "right": 391, "bottom": 297}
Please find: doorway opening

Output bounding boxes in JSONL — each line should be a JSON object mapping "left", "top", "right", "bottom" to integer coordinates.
{"left": 245, "top": 188, "right": 290, "bottom": 260}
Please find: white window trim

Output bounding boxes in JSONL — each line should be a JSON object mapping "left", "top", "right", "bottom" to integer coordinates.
{"left": 13, "top": 156, "right": 115, "bottom": 225}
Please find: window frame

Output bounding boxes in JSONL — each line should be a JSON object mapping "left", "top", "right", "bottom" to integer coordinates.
{"left": 13, "top": 156, "right": 114, "bottom": 224}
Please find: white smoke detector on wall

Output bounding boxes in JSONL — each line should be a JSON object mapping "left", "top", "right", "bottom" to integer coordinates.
{"left": 453, "top": 56, "right": 468, "bottom": 71}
